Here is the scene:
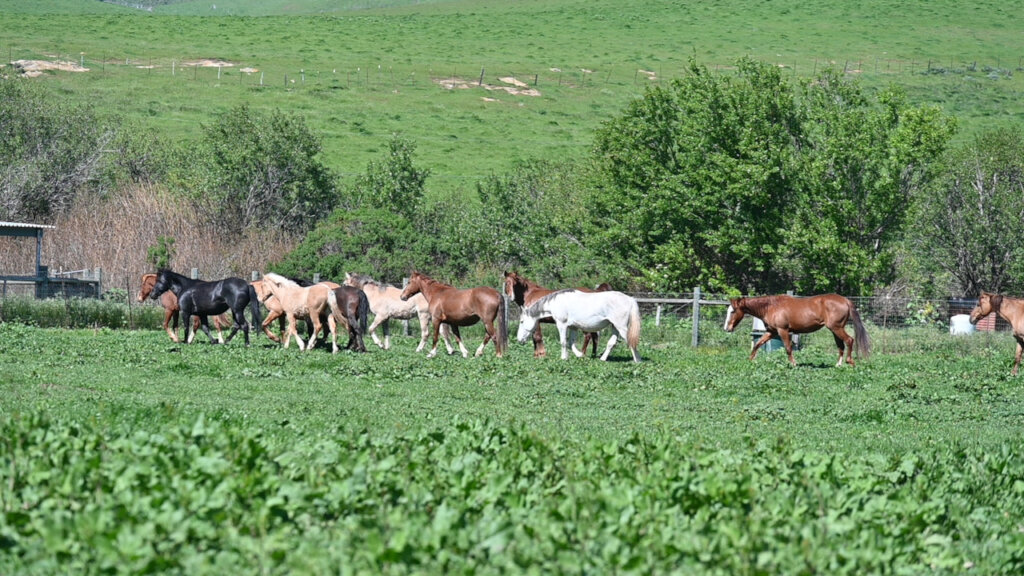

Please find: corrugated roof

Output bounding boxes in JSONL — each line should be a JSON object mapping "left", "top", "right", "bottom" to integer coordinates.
{"left": 0, "top": 221, "right": 55, "bottom": 230}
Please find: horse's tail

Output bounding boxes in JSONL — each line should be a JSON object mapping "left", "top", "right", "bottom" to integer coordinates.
{"left": 248, "top": 284, "right": 262, "bottom": 337}
{"left": 496, "top": 294, "right": 509, "bottom": 356}
{"left": 327, "top": 288, "right": 342, "bottom": 326}
{"left": 357, "top": 289, "right": 370, "bottom": 335}
{"left": 627, "top": 298, "right": 642, "bottom": 352}
{"left": 850, "top": 303, "right": 871, "bottom": 360}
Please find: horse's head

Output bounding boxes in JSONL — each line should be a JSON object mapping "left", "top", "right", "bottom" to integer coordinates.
{"left": 724, "top": 298, "right": 746, "bottom": 332}
{"left": 343, "top": 272, "right": 357, "bottom": 288}
{"left": 970, "top": 292, "right": 1001, "bottom": 324}
{"left": 595, "top": 282, "right": 612, "bottom": 292}
{"left": 516, "top": 309, "right": 539, "bottom": 343}
{"left": 138, "top": 273, "right": 157, "bottom": 302}
{"left": 149, "top": 269, "right": 175, "bottom": 300}
{"left": 503, "top": 271, "right": 527, "bottom": 303}
{"left": 250, "top": 279, "right": 270, "bottom": 302}
{"left": 400, "top": 272, "right": 424, "bottom": 301}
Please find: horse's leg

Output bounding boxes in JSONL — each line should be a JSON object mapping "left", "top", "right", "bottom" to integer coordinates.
{"left": 1013, "top": 335, "right": 1024, "bottom": 376}
{"left": 182, "top": 312, "right": 195, "bottom": 344}
{"left": 328, "top": 312, "right": 339, "bottom": 354}
{"left": 213, "top": 314, "right": 226, "bottom": 344}
{"left": 582, "top": 332, "right": 599, "bottom": 358}
{"left": 305, "top": 313, "right": 323, "bottom": 351}
{"left": 828, "top": 326, "right": 854, "bottom": 367}
{"left": 476, "top": 318, "right": 495, "bottom": 357}
{"left": 569, "top": 328, "right": 586, "bottom": 357}
{"left": 199, "top": 316, "right": 218, "bottom": 344}
{"left": 451, "top": 325, "right": 469, "bottom": 357}
{"left": 367, "top": 315, "right": 386, "bottom": 349}
{"left": 259, "top": 309, "right": 281, "bottom": 342}
{"left": 282, "top": 313, "right": 297, "bottom": 349}
{"left": 777, "top": 328, "right": 797, "bottom": 367}
{"left": 440, "top": 322, "right": 455, "bottom": 354}
{"left": 426, "top": 319, "right": 443, "bottom": 358}
{"left": 599, "top": 332, "right": 619, "bottom": 361}
{"left": 532, "top": 323, "right": 546, "bottom": 358}
{"left": 164, "top": 309, "right": 180, "bottom": 343}
{"left": 749, "top": 332, "right": 775, "bottom": 361}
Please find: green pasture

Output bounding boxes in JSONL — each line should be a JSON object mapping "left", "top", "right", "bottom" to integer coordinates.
{"left": 2, "top": 0, "right": 1023, "bottom": 195}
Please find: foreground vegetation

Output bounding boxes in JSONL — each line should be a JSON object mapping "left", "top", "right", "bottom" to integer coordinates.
{"left": 2, "top": 322, "right": 1023, "bottom": 573}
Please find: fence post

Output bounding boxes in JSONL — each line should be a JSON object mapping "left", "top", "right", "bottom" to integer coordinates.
{"left": 691, "top": 286, "right": 701, "bottom": 347}
{"left": 655, "top": 304, "right": 662, "bottom": 327}
{"left": 251, "top": 270, "right": 260, "bottom": 281}
{"left": 191, "top": 268, "right": 199, "bottom": 280}
{"left": 94, "top": 267, "right": 103, "bottom": 298}
{"left": 313, "top": 273, "right": 321, "bottom": 284}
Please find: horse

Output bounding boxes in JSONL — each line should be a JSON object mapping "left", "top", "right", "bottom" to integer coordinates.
{"left": 970, "top": 292, "right": 1024, "bottom": 375}
{"left": 516, "top": 289, "right": 642, "bottom": 362}
{"left": 503, "top": 271, "right": 611, "bottom": 358}
{"left": 344, "top": 272, "right": 452, "bottom": 353}
{"left": 251, "top": 276, "right": 338, "bottom": 344}
{"left": 326, "top": 285, "right": 371, "bottom": 353}
{"left": 148, "top": 269, "right": 262, "bottom": 345}
{"left": 256, "top": 273, "right": 338, "bottom": 351}
{"left": 138, "top": 273, "right": 229, "bottom": 343}
{"left": 399, "top": 271, "right": 508, "bottom": 358}
{"left": 724, "top": 294, "right": 870, "bottom": 367}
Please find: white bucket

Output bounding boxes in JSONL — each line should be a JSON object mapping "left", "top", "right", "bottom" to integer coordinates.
{"left": 949, "top": 314, "right": 975, "bottom": 335}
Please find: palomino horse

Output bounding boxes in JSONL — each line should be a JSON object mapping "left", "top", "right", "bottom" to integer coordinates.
{"left": 970, "top": 292, "right": 1024, "bottom": 375}
{"left": 251, "top": 276, "right": 339, "bottom": 344}
{"left": 138, "top": 273, "right": 229, "bottom": 343}
{"left": 399, "top": 271, "right": 508, "bottom": 358}
{"left": 516, "top": 289, "right": 642, "bottom": 362}
{"left": 148, "top": 269, "right": 262, "bottom": 345}
{"left": 503, "top": 271, "right": 611, "bottom": 358}
{"left": 724, "top": 294, "right": 870, "bottom": 367}
{"left": 257, "top": 273, "right": 338, "bottom": 351}
{"left": 344, "top": 272, "right": 452, "bottom": 353}
{"left": 326, "top": 285, "right": 371, "bottom": 353}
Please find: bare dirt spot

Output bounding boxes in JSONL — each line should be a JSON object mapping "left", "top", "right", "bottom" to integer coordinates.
{"left": 240, "top": 67, "right": 259, "bottom": 74}
{"left": 436, "top": 76, "right": 540, "bottom": 97}
{"left": 183, "top": 59, "right": 236, "bottom": 68}
{"left": 638, "top": 69, "right": 657, "bottom": 80}
{"left": 12, "top": 59, "right": 89, "bottom": 77}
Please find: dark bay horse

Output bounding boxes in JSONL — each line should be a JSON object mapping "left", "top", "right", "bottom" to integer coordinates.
{"left": 327, "top": 285, "right": 371, "bottom": 353}
{"left": 725, "top": 294, "right": 870, "bottom": 367}
{"left": 503, "top": 271, "right": 610, "bottom": 358}
{"left": 148, "top": 269, "right": 262, "bottom": 345}
{"left": 970, "top": 292, "right": 1024, "bottom": 375}
{"left": 138, "top": 273, "right": 229, "bottom": 343}
{"left": 399, "top": 271, "right": 508, "bottom": 358}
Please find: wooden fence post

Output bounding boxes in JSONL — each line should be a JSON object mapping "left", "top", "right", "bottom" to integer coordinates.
{"left": 251, "top": 271, "right": 260, "bottom": 281}
{"left": 692, "top": 286, "right": 701, "bottom": 347}
{"left": 655, "top": 304, "right": 662, "bottom": 327}
{"left": 94, "top": 267, "right": 103, "bottom": 298}
{"left": 191, "top": 268, "right": 199, "bottom": 280}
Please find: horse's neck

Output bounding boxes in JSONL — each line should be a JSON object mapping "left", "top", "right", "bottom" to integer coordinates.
{"left": 419, "top": 279, "right": 452, "bottom": 300}
{"left": 742, "top": 296, "right": 777, "bottom": 318}
{"left": 996, "top": 296, "right": 1024, "bottom": 324}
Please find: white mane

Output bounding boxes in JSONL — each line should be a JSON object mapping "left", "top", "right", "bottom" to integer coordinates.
{"left": 263, "top": 272, "right": 299, "bottom": 287}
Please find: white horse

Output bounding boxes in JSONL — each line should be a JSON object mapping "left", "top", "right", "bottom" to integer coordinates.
{"left": 517, "top": 290, "right": 642, "bottom": 362}
{"left": 344, "top": 272, "right": 452, "bottom": 353}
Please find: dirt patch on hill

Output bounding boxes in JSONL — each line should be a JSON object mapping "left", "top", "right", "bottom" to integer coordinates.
{"left": 436, "top": 76, "right": 540, "bottom": 97}
{"left": 12, "top": 59, "right": 89, "bottom": 77}
{"left": 182, "top": 59, "right": 236, "bottom": 68}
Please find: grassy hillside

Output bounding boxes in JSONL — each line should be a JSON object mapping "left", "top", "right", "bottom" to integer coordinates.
{"left": 1, "top": 0, "right": 1022, "bottom": 196}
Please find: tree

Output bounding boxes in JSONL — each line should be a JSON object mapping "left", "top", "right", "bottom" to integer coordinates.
{"left": 912, "top": 128, "right": 1024, "bottom": 296}
{"left": 202, "top": 104, "right": 337, "bottom": 235}
{"left": 345, "top": 134, "right": 429, "bottom": 221}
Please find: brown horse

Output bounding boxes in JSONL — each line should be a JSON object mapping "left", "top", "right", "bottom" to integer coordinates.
{"left": 399, "top": 271, "right": 508, "bottom": 358}
{"left": 725, "top": 294, "right": 871, "bottom": 367}
{"left": 138, "top": 273, "right": 229, "bottom": 343}
{"left": 970, "top": 292, "right": 1024, "bottom": 375}
{"left": 326, "top": 285, "right": 371, "bottom": 353}
{"left": 503, "top": 271, "right": 610, "bottom": 358}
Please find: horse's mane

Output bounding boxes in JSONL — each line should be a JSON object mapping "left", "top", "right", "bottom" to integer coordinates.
{"left": 263, "top": 272, "right": 299, "bottom": 287}
{"left": 525, "top": 289, "right": 576, "bottom": 316}
{"left": 350, "top": 273, "right": 394, "bottom": 292}
{"left": 740, "top": 295, "right": 787, "bottom": 318}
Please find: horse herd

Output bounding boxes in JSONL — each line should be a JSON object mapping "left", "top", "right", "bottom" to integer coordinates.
{"left": 136, "top": 269, "right": 1024, "bottom": 372}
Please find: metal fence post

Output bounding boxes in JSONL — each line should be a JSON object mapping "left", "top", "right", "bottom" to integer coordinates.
{"left": 655, "top": 304, "right": 662, "bottom": 327}
{"left": 692, "top": 286, "right": 701, "bottom": 347}
{"left": 251, "top": 270, "right": 260, "bottom": 281}
{"left": 191, "top": 268, "right": 199, "bottom": 280}
{"left": 313, "top": 273, "right": 321, "bottom": 284}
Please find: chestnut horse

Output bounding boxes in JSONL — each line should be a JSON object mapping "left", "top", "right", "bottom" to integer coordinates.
{"left": 970, "top": 292, "right": 1024, "bottom": 375}
{"left": 725, "top": 294, "right": 870, "bottom": 367}
{"left": 399, "top": 271, "right": 508, "bottom": 358}
{"left": 138, "top": 273, "right": 229, "bottom": 343}
{"left": 344, "top": 272, "right": 452, "bottom": 353}
{"left": 503, "top": 271, "right": 610, "bottom": 358}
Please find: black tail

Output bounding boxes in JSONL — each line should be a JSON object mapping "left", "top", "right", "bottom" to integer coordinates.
{"left": 248, "top": 284, "right": 263, "bottom": 338}
{"left": 357, "top": 289, "right": 370, "bottom": 335}
{"left": 496, "top": 294, "right": 508, "bottom": 356}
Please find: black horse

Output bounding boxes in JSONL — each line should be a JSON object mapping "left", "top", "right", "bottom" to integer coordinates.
{"left": 327, "top": 285, "right": 371, "bottom": 353}
{"left": 149, "top": 269, "right": 262, "bottom": 345}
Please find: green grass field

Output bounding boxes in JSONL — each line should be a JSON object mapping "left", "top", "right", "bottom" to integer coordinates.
{"left": 2, "top": 0, "right": 1023, "bottom": 195}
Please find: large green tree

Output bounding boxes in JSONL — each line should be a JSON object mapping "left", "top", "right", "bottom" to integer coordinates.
{"left": 912, "top": 128, "right": 1024, "bottom": 296}
{"left": 587, "top": 59, "right": 953, "bottom": 295}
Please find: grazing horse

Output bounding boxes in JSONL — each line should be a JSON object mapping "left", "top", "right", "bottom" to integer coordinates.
{"left": 724, "top": 294, "right": 870, "bottom": 367}
{"left": 503, "top": 271, "right": 611, "bottom": 358}
{"left": 516, "top": 289, "right": 642, "bottom": 362}
{"left": 326, "top": 285, "right": 371, "bottom": 353}
{"left": 148, "top": 269, "right": 261, "bottom": 345}
{"left": 257, "top": 273, "right": 337, "bottom": 351}
{"left": 399, "top": 271, "right": 508, "bottom": 358}
{"left": 343, "top": 272, "right": 452, "bottom": 353}
{"left": 970, "top": 292, "right": 1024, "bottom": 375}
{"left": 138, "top": 273, "right": 229, "bottom": 343}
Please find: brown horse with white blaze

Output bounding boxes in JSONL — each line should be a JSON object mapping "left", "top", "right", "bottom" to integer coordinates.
{"left": 970, "top": 292, "right": 1024, "bottom": 375}
{"left": 138, "top": 273, "right": 229, "bottom": 343}
{"left": 725, "top": 294, "right": 870, "bottom": 367}
{"left": 399, "top": 271, "right": 508, "bottom": 358}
